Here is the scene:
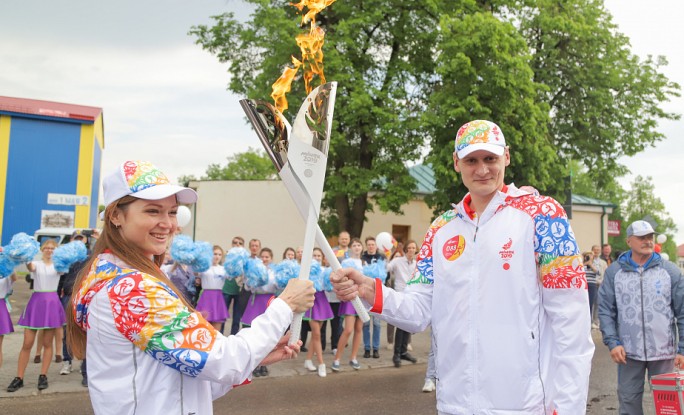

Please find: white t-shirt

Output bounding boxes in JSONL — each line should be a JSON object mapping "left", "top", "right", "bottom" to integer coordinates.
{"left": 387, "top": 256, "right": 416, "bottom": 293}
{"left": 0, "top": 277, "right": 13, "bottom": 298}
{"left": 198, "top": 265, "right": 227, "bottom": 290}
{"left": 30, "top": 261, "right": 60, "bottom": 292}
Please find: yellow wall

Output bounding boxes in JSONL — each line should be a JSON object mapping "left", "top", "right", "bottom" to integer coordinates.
{"left": 74, "top": 122, "right": 95, "bottom": 228}
{"left": 0, "top": 115, "right": 11, "bottom": 239}
{"left": 74, "top": 114, "right": 104, "bottom": 228}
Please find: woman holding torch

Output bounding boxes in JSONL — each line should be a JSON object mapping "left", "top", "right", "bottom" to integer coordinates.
{"left": 66, "top": 161, "right": 314, "bottom": 415}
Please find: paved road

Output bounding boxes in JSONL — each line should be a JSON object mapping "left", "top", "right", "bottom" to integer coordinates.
{"left": 0, "top": 276, "right": 659, "bottom": 414}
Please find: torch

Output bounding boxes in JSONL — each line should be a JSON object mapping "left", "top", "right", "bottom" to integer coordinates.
{"left": 240, "top": 87, "right": 371, "bottom": 343}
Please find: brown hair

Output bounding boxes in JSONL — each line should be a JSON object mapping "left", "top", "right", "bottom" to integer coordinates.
{"left": 213, "top": 245, "right": 225, "bottom": 265}
{"left": 66, "top": 195, "right": 193, "bottom": 359}
{"left": 41, "top": 239, "right": 58, "bottom": 250}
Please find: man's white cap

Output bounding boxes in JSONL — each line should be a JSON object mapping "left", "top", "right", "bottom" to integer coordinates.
{"left": 454, "top": 120, "right": 507, "bottom": 159}
{"left": 626, "top": 220, "right": 655, "bottom": 237}
{"left": 103, "top": 161, "right": 197, "bottom": 209}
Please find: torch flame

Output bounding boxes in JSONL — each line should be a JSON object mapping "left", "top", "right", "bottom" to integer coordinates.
{"left": 271, "top": 56, "right": 302, "bottom": 114}
{"left": 291, "top": 0, "right": 337, "bottom": 25}
{"left": 297, "top": 25, "right": 327, "bottom": 95}
{"left": 271, "top": 0, "right": 336, "bottom": 113}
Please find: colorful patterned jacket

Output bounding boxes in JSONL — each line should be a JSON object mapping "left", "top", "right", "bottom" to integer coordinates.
{"left": 370, "top": 184, "right": 594, "bottom": 415}
{"left": 72, "top": 253, "right": 292, "bottom": 415}
{"left": 598, "top": 251, "right": 684, "bottom": 361}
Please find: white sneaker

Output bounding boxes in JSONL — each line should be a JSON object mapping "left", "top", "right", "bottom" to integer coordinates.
{"left": 407, "top": 344, "right": 413, "bottom": 351}
{"left": 304, "top": 359, "right": 316, "bottom": 372}
{"left": 317, "top": 363, "right": 327, "bottom": 377}
{"left": 60, "top": 361, "right": 72, "bottom": 375}
{"left": 422, "top": 378, "right": 436, "bottom": 392}
{"left": 331, "top": 348, "right": 337, "bottom": 355}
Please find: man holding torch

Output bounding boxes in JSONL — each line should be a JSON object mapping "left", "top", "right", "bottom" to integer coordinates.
{"left": 332, "top": 120, "right": 594, "bottom": 415}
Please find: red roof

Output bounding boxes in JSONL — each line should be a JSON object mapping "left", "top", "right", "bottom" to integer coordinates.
{"left": 0, "top": 96, "right": 102, "bottom": 122}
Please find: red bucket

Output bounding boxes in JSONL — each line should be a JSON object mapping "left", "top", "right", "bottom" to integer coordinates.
{"left": 651, "top": 372, "right": 684, "bottom": 415}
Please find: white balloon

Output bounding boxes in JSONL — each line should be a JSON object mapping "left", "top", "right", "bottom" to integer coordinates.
{"left": 661, "top": 253, "right": 669, "bottom": 261}
{"left": 376, "top": 232, "right": 396, "bottom": 258}
{"left": 656, "top": 234, "right": 667, "bottom": 244}
{"left": 176, "top": 206, "right": 192, "bottom": 228}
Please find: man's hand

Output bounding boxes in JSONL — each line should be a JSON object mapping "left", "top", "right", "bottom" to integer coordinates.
{"left": 330, "top": 268, "right": 376, "bottom": 304}
{"left": 610, "top": 345, "right": 627, "bottom": 364}
{"left": 674, "top": 354, "right": 684, "bottom": 369}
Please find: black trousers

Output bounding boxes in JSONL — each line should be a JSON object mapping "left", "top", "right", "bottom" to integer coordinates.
{"left": 394, "top": 327, "right": 410, "bottom": 357}
{"left": 320, "top": 302, "right": 341, "bottom": 351}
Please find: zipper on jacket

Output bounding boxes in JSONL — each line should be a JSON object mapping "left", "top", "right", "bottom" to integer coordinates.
{"left": 132, "top": 344, "right": 138, "bottom": 414}
{"left": 473, "top": 215, "right": 479, "bottom": 243}
{"left": 639, "top": 267, "right": 648, "bottom": 360}
{"left": 180, "top": 371, "right": 184, "bottom": 415}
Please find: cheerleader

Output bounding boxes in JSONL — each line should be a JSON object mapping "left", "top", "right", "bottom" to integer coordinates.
{"left": 241, "top": 247, "right": 277, "bottom": 377}
{"left": 282, "top": 247, "right": 296, "bottom": 261}
{"left": 303, "top": 248, "right": 333, "bottom": 377}
{"left": 7, "top": 239, "right": 66, "bottom": 392}
{"left": 331, "top": 238, "right": 365, "bottom": 372}
{"left": 0, "top": 272, "right": 17, "bottom": 370}
{"left": 195, "top": 245, "right": 229, "bottom": 330}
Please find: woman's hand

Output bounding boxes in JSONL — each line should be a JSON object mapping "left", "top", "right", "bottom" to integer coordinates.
{"left": 259, "top": 333, "right": 301, "bottom": 366}
{"left": 278, "top": 279, "right": 315, "bottom": 313}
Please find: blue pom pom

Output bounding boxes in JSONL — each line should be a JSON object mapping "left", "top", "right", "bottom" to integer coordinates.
{"left": 224, "top": 247, "right": 250, "bottom": 278}
{"left": 363, "top": 260, "right": 387, "bottom": 280}
{"left": 191, "top": 241, "right": 214, "bottom": 273}
{"left": 244, "top": 258, "right": 268, "bottom": 289}
{"left": 309, "top": 260, "right": 324, "bottom": 291}
{"left": 341, "top": 258, "right": 362, "bottom": 271}
{"left": 322, "top": 267, "right": 333, "bottom": 292}
{"left": 171, "top": 235, "right": 196, "bottom": 265}
{"left": 273, "top": 259, "right": 300, "bottom": 290}
{"left": 6, "top": 232, "right": 40, "bottom": 263}
{"left": 0, "top": 252, "right": 17, "bottom": 278}
{"left": 53, "top": 241, "right": 88, "bottom": 273}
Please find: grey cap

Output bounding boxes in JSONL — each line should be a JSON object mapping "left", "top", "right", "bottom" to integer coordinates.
{"left": 626, "top": 220, "right": 655, "bottom": 237}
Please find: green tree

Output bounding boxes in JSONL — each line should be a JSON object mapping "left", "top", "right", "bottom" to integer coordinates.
{"left": 178, "top": 174, "right": 198, "bottom": 187}
{"left": 519, "top": 0, "right": 680, "bottom": 191}
{"left": 425, "top": 10, "right": 558, "bottom": 212}
{"left": 203, "top": 148, "right": 278, "bottom": 180}
{"left": 621, "top": 175, "right": 677, "bottom": 260}
{"left": 191, "top": 0, "right": 459, "bottom": 237}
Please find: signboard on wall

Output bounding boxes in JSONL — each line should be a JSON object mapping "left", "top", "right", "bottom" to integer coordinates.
{"left": 47, "top": 193, "right": 89, "bottom": 206}
{"left": 41, "top": 210, "right": 74, "bottom": 228}
{"left": 608, "top": 220, "right": 621, "bottom": 236}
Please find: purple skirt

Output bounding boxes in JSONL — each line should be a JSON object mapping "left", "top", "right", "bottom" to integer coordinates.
{"left": 0, "top": 300, "right": 13, "bottom": 335}
{"left": 338, "top": 300, "right": 359, "bottom": 317}
{"left": 304, "top": 291, "right": 333, "bottom": 321}
{"left": 17, "top": 291, "right": 66, "bottom": 329}
{"left": 196, "top": 289, "right": 229, "bottom": 323}
{"left": 241, "top": 293, "right": 272, "bottom": 326}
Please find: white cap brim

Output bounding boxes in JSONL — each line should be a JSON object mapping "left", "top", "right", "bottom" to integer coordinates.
{"left": 630, "top": 230, "right": 655, "bottom": 237}
{"left": 131, "top": 184, "right": 198, "bottom": 204}
{"left": 457, "top": 143, "right": 505, "bottom": 159}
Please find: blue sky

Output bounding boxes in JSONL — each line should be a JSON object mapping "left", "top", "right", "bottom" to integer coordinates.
{"left": 1, "top": 0, "right": 682, "bottom": 244}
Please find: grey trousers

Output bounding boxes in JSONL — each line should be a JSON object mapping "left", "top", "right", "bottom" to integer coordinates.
{"left": 618, "top": 357, "right": 674, "bottom": 415}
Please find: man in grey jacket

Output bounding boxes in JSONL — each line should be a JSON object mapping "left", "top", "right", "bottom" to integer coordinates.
{"left": 598, "top": 220, "right": 684, "bottom": 415}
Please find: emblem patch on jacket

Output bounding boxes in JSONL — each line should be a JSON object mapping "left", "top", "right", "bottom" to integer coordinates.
{"left": 443, "top": 235, "right": 466, "bottom": 261}
{"left": 499, "top": 238, "right": 514, "bottom": 270}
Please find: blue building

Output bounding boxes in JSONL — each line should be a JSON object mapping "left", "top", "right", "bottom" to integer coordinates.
{"left": 0, "top": 96, "right": 104, "bottom": 245}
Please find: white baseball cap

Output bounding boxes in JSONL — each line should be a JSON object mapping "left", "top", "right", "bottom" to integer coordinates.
{"left": 454, "top": 120, "right": 507, "bottom": 159}
{"left": 626, "top": 220, "right": 655, "bottom": 237}
{"left": 103, "top": 161, "right": 197, "bottom": 209}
